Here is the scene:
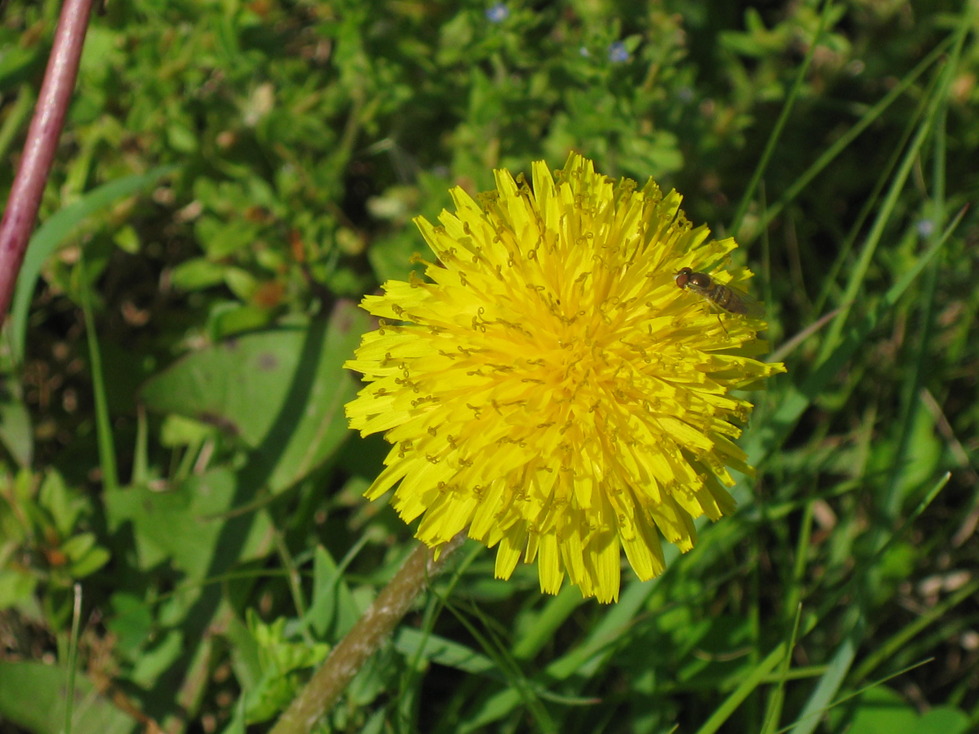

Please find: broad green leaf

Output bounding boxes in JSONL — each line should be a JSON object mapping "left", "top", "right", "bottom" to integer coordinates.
{"left": 140, "top": 300, "right": 369, "bottom": 491}
{"left": 912, "top": 707, "right": 971, "bottom": 734}
{"left": 0, "top": 660, "right": 133, "bottom": 734}
{"left": 106, "top": 592, "right": 154, "bottom": 659}
{"left": 0, "top": 567, "right": 36, "bottom": 610}
{"left": 103, "top": 466, "right": 272, "bottom": 580}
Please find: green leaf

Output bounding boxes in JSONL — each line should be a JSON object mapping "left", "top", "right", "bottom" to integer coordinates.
{"left": 103, "top": 467, "right": 272, "bottom": 579}
{"left": 170, "top": 257, "right": 229, "bottom": 290}
{"left": 60, "top": 531, "right": 97, "bottom": 560}
{"left": 0, "top": 661, "right": 132, "bottom": 734}
{"left": 0, "top": 390, "right": 32, "bottom": 467}
{"left": 393, "top": 627, "right": 496, "bottom": 675}
{"left": 208, "top": 302, "right": 278, "bottom": 340}
{"left": 911, "top": 707, "right": 971, "bottom": 734}
{"left": 305, "top": 544, "right": 360, "bottom": 638}
{"left": 194, "top": 215, "right": 262, "bottom": 259}
{"left": 67, "top": 542, "right": 111, "bottom": 578}
{"left": 243, "top": 610, "right": 330, "bottom": 723}
{"left": 0, "top": 568, "right": 37, "bottom": 610}
{"left": 38, "top": 469, "right": 84, "bottom": 539}
{"left": 106, "top": 592, "right": 155, "bottom": 659}
{"left": 140, "top": 301, "right": 369, "bottom": 491}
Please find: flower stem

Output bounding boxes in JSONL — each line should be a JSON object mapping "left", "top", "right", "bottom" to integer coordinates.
{"left": 270, "top": 534, "right": 466, "bottom": 734}
{"left": 0, "top": 0, "right": 95, "bottom": 321}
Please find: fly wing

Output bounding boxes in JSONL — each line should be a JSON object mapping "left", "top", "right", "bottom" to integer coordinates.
{"left": 723, "top": 282, "right": 765, "bottom": 318}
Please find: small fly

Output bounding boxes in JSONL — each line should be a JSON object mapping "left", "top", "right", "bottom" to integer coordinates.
{"left": 675, "top": 267, "right": 761, "bottom": 317}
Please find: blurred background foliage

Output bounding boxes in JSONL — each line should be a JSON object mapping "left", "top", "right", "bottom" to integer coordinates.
{"left": 0, "top": 0, "right": 977, "bottom": 732}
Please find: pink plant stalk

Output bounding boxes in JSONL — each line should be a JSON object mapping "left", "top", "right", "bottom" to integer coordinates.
{"left": 0, "top": 0, "right": 95, "bottom": 321}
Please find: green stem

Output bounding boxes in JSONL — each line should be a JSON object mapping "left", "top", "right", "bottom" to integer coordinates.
{"left": 271, "top": 534, "right": 466, "bottom": 734}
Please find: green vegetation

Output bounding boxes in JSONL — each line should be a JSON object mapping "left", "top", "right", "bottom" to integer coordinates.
{"left": 1, "top": 1, "right": 976, "bottom": 732}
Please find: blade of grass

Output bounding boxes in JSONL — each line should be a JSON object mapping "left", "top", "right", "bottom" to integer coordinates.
{"left": 768, "top": 308, "right": 839, "bottom": 365}
{"left": 742, "top": 31, "right": 961, "bottom": 479}
{"left": 131, "top": 406, "right": 149, "bottom": 485}
{"left": 693, "top": 635, "right": 800, "bottom": 734}
{"left": 511, "top": 586, "right": 583, "bottom": 661}
{"left": 270, "top": 525, "right": 313, "bottom": 646}
{"left": 760, "top": 604, "right": 805, "bottom": 734}
{"left": 744, "top": 204, "right": 963, "bottom": 469}
{"left": 693, "top": 469, "right": 951, "bottom": 734}
{"left": 878, "top": 71, "right": 950, "bottom": 519}
{"left": 741, "top": 35, "right": 954, "bottom": 251}
{"left": 787, "top": 470, "right": 951, "bottom": 734}
{"left": 446, "top": 599, "right": 555, "bottom": 733}
{"left": 730, "top": 0, "right": 836, "bottom": 236}
{"left": 543, "top": 556, "right": 672, "bottom": 680}
{"left": 783, "top": 659, "right": 936, "bottom": 734}
{"left": 76, "top": 254, "right": 118, "bottom": 493}
{"left": 0, "top": 85, "right": 35, "bottom": 163}
{"left": 818, "top": 23, "right": 966, "bottom": 363}
{"left": 5, "top": 165, "right": 177, "bottom": 364}
{"left": 810, "top": 75, "right": 932, "bottom": 317}
{"left": 786, "top": 617, "right": 861, "bottom": 734}
{"left": 851, "top": 575, "right": 978, "bottom": 684}
{"left": 64, "top": 583, "right": 83, "bottom": 734}
{"left": 459, "top": 558, "right": 678, "bottom": 728}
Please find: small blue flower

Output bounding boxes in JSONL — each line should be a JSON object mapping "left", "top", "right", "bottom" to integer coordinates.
{"left": 579, "top": 46, "right": 591, "bottom": 58}
{"left": 608, "top": 41, "right": 630, "bottom": 63}
{"left": 486, "top": 3, "right": 509, "bottom": 23}
{"left": 916, "top": 219, "right": 936, "bottom": 238}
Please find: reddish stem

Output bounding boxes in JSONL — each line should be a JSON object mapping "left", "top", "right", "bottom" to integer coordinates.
{"left": 0, "top": 0, "right": 96, "bottom": 322}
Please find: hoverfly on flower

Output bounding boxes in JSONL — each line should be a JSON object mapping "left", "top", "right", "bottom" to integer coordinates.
{"left": 675, "top": 266, "right": 763, "bottom": 318}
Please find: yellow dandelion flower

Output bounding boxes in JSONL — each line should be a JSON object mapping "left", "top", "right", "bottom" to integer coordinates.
{"left": 344, "top": 153, "right": 784, "bottom": 603}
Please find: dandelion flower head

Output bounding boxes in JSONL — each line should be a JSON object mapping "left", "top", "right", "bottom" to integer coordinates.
{"left": 345, "top": 153, "right": 784, "bottom": 602}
